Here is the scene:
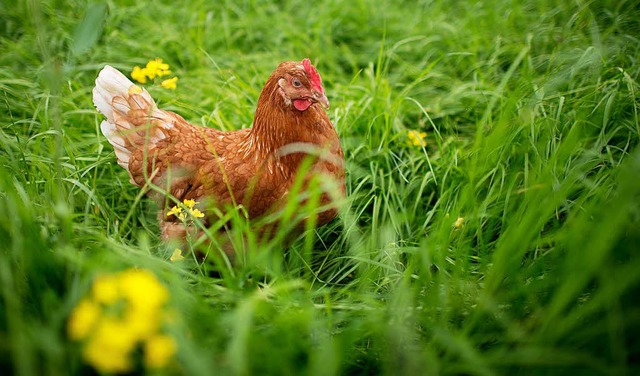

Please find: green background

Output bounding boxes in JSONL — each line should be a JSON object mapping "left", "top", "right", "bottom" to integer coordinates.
{"left": 1, "top": 0, "right": 639, "bottom": 374}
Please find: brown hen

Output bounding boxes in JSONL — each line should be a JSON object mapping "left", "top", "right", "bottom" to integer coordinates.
{"left": 93, "top": 59, "right": 345, "bottom": 254}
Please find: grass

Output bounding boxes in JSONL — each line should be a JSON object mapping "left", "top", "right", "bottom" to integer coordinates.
{"left": 1, "top": 0, "right": 640, "bottom": 374}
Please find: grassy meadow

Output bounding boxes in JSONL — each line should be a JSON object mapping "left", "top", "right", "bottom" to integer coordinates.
{"left": 1, "top": 0, "right": 640, "bottom": 374}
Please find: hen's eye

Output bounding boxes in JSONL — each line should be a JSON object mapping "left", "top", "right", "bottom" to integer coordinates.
{"left": 292, "top": 78, "right": 302, "bottom": 87}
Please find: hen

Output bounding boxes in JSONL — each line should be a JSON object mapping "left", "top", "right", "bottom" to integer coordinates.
{"left": 93, "top": 59, "right": 345, "bottom": 254}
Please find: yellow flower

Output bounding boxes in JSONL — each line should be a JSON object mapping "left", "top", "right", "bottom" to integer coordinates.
{"left": 454, "top": 217, "right": 464, "bottom": 229}
{"left": 167, "top": 205, "right": 185, "bottom": 220}
{"left": 183, "top": 199, "right": 204, "bottom": 217}
{"left": 407, "top": 130, "right": 427, "bottom": 147}
{"left": 68, "top": 268, "right": 178, "bottom": 372}
{"left": 68, "top": 298, "right": 101, "bottom": 340}
{"left": 144, "top": 334, "right": 177, "bottom": 369}
{"left": 145, "top": 60, "right": 159, "bottom": 79}
{"left": 131, "top": 66, "right": 148, "bottom": 84}
{"left": 183, "top": 199, "right": 205, "bottom": 217}
{"left": 183, "top": 199, "right": 196, "bottom": 209}
{"left": 118, "top": 269, "right": 169, "bottom": 310}
{"left": 131, "top": 59, "right": 171, "bottom": 84}
{"left": 161, "top": 76, "right": 178, "bottom": 90}
{"left": 122, "top": 305, "right": 161, "bottom": 339}
{"left": 168, "top": 199, "right": 204, "bottom": 220}
{"left": 189, "top": 208, "right": 205, "bottom": 218}
{"left": 146, "top": 58, "right": 171, "bottom": 79}
{"left": 83, "top": 317, "right": 137, "bottom": 373}
{"left": 156, "top": 69, "right": 171, "bottom": 78}
{"left": 170, "top": 248, "right": 185, "bottom": 262}
{"left": 92, "top": 274, "right": 120, "bottom": 304}
{"left": 83, "top": 341, "right": 131, "bottom": 374}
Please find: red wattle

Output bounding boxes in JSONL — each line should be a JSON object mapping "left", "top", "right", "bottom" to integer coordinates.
{"left": 293, "top": 99, "right": 312, "bottom": 111}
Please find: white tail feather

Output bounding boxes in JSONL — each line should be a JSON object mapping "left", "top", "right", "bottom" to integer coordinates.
{"left": 93, "top": 65, "right": 162, "bottom": 184}
{"left": 93, "top": 66, "right": 150, "bottom": 121}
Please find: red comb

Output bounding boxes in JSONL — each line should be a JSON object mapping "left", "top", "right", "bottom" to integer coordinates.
{"left": 302, "top": 58, "right": 324, "bottom": 94}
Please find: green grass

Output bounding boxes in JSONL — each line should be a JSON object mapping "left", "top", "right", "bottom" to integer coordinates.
{"left": 2, "top": 0, "right": 640, "bottom": 374}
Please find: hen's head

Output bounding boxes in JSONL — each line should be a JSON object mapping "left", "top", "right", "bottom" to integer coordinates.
{"left": 274, "top": 58, "right": 329, "bottom": 112}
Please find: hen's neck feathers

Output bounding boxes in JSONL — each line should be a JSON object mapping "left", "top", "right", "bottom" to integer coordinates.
{"left": 247, "top": 67, "right": 332, "bottom": 173}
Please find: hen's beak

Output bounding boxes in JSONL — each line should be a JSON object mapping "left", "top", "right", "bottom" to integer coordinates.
{"left": 312, "top": 91, "right": 330, "bottom": 109}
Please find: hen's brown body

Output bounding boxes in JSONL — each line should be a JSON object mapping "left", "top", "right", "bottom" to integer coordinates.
{"left": 93, "top": 60, "right": 345, "bottom": 248}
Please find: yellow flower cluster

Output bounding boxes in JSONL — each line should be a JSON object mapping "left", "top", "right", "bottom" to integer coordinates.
{"left": 407, "top": 130, "right": 427, "bottom": 147}
{"left": 167, "top": 199, "right": 205, "bottom": 221}
{"left": 131, "top": 58, "right": 178, "bottom": 90}
{"left": 68, "top": 269, "right": 177, "bottom": 373}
